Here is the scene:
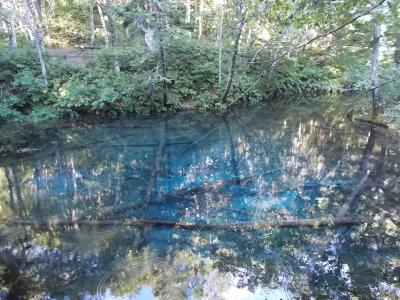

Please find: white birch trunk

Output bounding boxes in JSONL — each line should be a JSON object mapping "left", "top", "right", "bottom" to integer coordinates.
{"left": 43, "top": 1, "right": 52, "bottom": 47}
{"left": 89, "top": 0, "right": 95, "bottom": 46}
{"left": 198, "top": 0, "right": 203, "bottom": 40}
{"left": 0, "top": 0, "right": 17, "bottom": 47}
{"left": 35, "top": 0, "right": 45, "bottom": 51}
{"left": 23, "top": 0, "right": 47, "bottom": 86}
{"left": 5, "top": 14, "right": 17, "bottom": 48}
{"left": 216, "top": 6, "right": 224, "bottom": 86}
{"left": 185, "top": 0, "right": 191, "bottom": 23}
{"left": 371, "top": 24, "right": 383, "bottom": 114}
{"left": 97, "top": 2, "right": 109, "bottom": 48}
{"left": 125, "top": 26, "right": 130, "bottom": 39}
{"left": 105, "top": 0, "right": 116, "bottom": 46}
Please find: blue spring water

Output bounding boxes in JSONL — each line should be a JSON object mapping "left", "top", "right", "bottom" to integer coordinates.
{"left": 0, "top": 102, "right": 399, "bottom": 299}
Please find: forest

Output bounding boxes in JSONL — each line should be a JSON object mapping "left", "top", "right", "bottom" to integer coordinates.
{"left": 1, "top": 0, "right": 400, "bottom": 299}
{"left": 0, "top": 0, "right": 399, "bottom": 123}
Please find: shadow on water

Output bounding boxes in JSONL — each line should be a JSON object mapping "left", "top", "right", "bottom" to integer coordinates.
{"left": 0, "top": 100, "right": 399, "bottom": 299}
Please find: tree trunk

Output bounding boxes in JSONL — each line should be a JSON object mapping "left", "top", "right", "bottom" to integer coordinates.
{"left": 216, "top": 6, "right": 224, "bottom": 86}
{"left": 23, "top": 0, "right": 47, "bottom": 86}
{"left": 97, "top": 3, "right": 109, "bottom": 48}
{"left": 10, "top": 217, "right": 371, "bottom": 231}
{"left": 5, "top": 14, "right": 17, "bottom": 48}
{"left": 0, "top": 0, "right": 18, "bottom": 47}
{"left": 220, "top": 2, "right": 246, "bottom": 102}
{"left": 89, "top": 0, "right": 95, "bottom": 46}
{"left": 105, "top": 0, "right": 116, "bottom": 47}
{"left": 42, "top": 0, "right": 52, "bottom": 46}
{"left": 35, "top": 0, "right": 45, "bottom": 52}
{"left": 151, "top": 0, "right": 168, "bottom": 106}
{"left": 198, "top": 0, "right": 203, "bottom": 40}
{"left": 185, "top": 0, "right": 191, "bottom": 23}
{"left": 394, "top": 34, "right": 400, "bottom": 65}
{"left": 148, "top": 70, "right": 156, "bottom": 112}
{"left": 371, "top": 24, "right": 383, "bottom": 115}
{"left": 125, "top": 26, "right": 130, "bottom": 39}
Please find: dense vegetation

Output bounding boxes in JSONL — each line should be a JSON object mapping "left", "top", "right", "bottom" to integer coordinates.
{"left": 1, "top": 0, "right": 400, "bottom": 123}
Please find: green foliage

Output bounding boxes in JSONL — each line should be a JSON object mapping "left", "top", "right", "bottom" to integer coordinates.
{"left": 265, "top": 59, "right": 338, "bottom": 99}
{"left": 0, "top": 42, "right": 340, "bottom": 123}
{"left": 54, "top": 47, "right": 153, "bottom": 114}
{"left": 28, "top": 106, "right": 60, "bottom": 122}
{"left": 0, "top": 48, "right": 72, "bottom": 122}
{"left": 0, "top": 103, "right": 24, "bottom": 122}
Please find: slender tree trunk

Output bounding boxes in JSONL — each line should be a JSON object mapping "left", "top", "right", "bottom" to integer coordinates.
{"left": 42, "top": 0, "right": 52, "bottom": 47}
{"left": 0, "top": 0, "right": 18, "bottom": 47}
{"left": 371, "top": 24, "right": 383, "bottom": 115}
{"left": 151, "top": 0, "right": 168, "bottom": 106}
{"left": 35, "top": 0, "right": 45, "bottom": 52}
{"left": 105, "top": 0, "right": 116, "bottom": 47}
{"left": 5, "top": 14, "right": 17, "bottom": 48}
{"left": 198, "top": 0, "right": 203, "bottom": 40}
{"left": 148, "top": 69, "right": 156, "bottom": 112}
{"left": 220, "top": 3, "right": 247, "bottom": 102}
{"left": 125, "top": 26, "right": 130, "bottom": 39}
{"left": 394, "top": 33, "right": 400, "bottom": 65}
{"left": 23, "top": 0, "right": 47, "bottom": 86}
{"left": 89, "top": 0, "right": 95, "bottom": 46}
{"left": 185, "top": 0, "right": 191, "bottom": 23}
{"left": 216, "top": 6, "right": 224, "bottom": 86}
{"left": 97, "top": 3, "right": 109, "bottom": 47}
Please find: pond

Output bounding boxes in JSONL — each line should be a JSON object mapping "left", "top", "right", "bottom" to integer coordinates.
{"left": 0, "top": 100, "right": 399, "bottom": 299}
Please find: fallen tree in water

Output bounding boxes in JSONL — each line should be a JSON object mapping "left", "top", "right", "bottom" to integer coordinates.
{"left": 9, "top": 217, "right": 371, "bottom": 232}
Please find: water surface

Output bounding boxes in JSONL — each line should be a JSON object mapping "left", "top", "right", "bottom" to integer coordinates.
{"left": 0, "top": 101, "right": 399, "bottom": 299}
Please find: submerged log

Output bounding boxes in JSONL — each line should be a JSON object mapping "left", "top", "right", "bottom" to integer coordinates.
{"left": 9, "top": 217, "right": 370, "bottom": 231}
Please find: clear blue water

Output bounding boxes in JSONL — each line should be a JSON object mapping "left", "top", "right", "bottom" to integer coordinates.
{"left": 0, "top": 101, "right": 399, "bottom": 299}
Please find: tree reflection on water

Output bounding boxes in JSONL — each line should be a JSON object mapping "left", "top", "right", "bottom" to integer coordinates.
{"left": 0, "top": 101, "right": 399, "bottom": 299}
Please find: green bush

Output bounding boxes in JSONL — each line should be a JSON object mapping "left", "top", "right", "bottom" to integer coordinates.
{"left": 265, "top": 58, "right": 337, "bottom": 99}
{"left": 0, "top": 39, "right": 342, "bottom": 123}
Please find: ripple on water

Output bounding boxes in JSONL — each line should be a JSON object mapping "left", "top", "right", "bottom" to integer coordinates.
{"left": 96, "top": 257, "right": 177, "bottom": 300}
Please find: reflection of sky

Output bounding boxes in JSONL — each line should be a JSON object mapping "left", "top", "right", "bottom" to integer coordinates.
{"left": 101, "top": 284, "right": 290, "bottom": 300}
{"left": 102, "top": 286, "right": 155, "bottom": 300}
{"left": 222, "top": 286, "right": 291, "bottom": 300}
